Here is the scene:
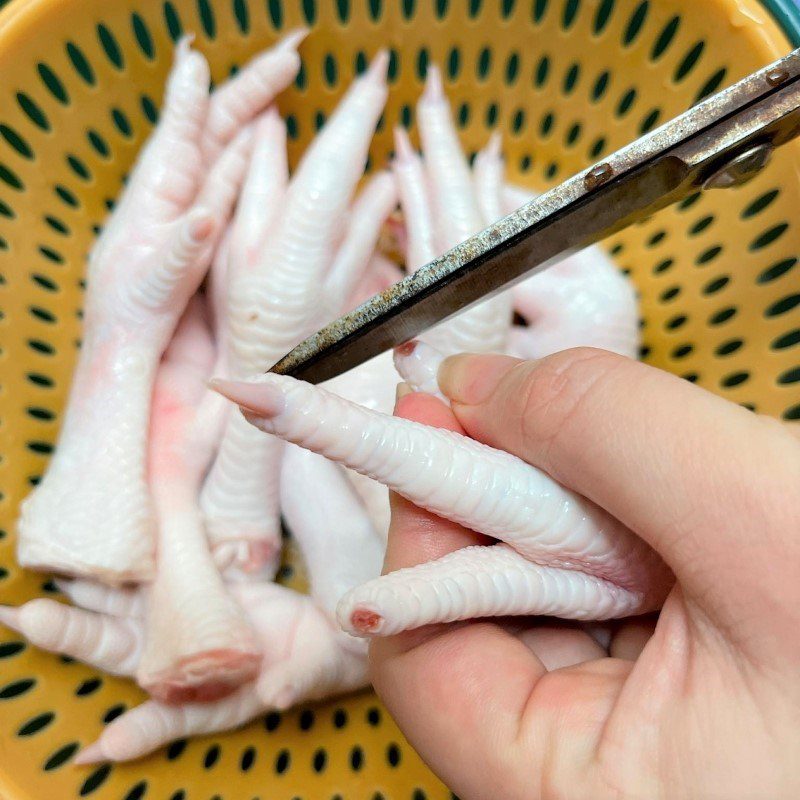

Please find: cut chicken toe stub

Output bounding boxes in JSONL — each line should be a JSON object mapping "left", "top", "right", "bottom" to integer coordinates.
{"left": 393, "top": 339, "right": 446, "bottom": 400}
{"left": 212, "top": 374, "right": 673, "bottom": 633}
{"left": 337, "top": 544, "right": 645, "bottom": 637}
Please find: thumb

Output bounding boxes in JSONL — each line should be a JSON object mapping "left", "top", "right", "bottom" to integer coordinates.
{"left": 438, "top": 348, "right": 800, "bottom": 653}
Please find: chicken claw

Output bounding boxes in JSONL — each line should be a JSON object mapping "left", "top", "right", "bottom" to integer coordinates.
{"left": 212, "top": 374, "right": 673, "bottom": 635}
{"left": 16, "top": 42, "right": 262, "bottom": 584}
{"left": 201, "top": 53, "right": 390, "bottom": 577}
{"left": 395, "top": 68, "right": 511, "bottom": 355}
{"left": 137, "top": 299, "right": 261, "bottom": 703}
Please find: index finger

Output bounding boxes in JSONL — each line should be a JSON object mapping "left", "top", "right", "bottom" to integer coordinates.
{"left": 368, "top": 391, "right": 549, "bottom": 798}
{"left": 382, "top": 390, "right": 487, "bottom": 575}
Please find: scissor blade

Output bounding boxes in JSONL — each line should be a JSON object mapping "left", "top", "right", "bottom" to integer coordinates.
{"left": 272, "top": 46, "right": 800, "bottom": 384}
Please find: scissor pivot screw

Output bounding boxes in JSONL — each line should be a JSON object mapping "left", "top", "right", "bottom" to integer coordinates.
{"left": 584, "top": 162, "right": 613, "bottom": 190}
{"left": 703, "top": 143, "right": 773, "bottom": 189}
{"left": 766, "top": 67, "right": 790, "bottom": 86}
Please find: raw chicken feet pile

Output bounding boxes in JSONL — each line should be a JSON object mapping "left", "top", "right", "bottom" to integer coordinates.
{"left": 3, "top": 34, "right": 648, "bottom": 763}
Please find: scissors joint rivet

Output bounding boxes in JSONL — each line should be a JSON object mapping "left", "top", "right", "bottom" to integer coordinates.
{"left": 583, "top": 162, "right": 614, "bottom": 190}
{"left": 766, "top": 67, "right": 790, "bottom": 86}
{"left": 703, "top": 143, "right": 774, "bottom": 190}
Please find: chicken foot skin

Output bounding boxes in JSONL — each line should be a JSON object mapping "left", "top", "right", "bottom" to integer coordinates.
{"left": 137, "top": 299, "right": 261, "bottom": 703}
{"left": 497, "top": 184, "right": 640, "bottom": 360}
{"left": 200, "top": 54, "right": 390, "bottom": 576}
{"left": 395, "top": 68, "right": 511, "bottom": 356}
{"left": 16, "top": 35, "right": 302, "bottom": 583}
{"left": 199, "top": 111, "right": 289, "bottom": 578}
{"left": 212, "top": 375, "right": 673, "bottom": 635}
{"left": 1, "top": 447, "right": 383, "bottom": 761}
{"left": 0, "top": 600, "right": 143, "bottom": 677}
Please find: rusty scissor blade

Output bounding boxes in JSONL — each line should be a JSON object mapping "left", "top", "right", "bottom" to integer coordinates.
{"left": 271, "top": 47, "right": 800, "bottom": 384}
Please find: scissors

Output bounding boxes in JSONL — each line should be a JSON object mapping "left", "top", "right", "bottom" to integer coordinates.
{"left": 271, "top": 46, "right": 800, "bottom": 384}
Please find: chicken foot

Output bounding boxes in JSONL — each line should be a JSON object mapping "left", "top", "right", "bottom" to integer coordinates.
{"left": 211, "top": 374, "right": 673, "bottom": 635}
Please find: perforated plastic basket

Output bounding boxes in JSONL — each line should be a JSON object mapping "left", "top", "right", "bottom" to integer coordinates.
{"left": 1, "top": 1, "right": 799, "bottom": 798}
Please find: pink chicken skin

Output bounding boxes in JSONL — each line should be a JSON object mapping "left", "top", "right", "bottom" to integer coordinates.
{"left": 16, "top": 33, "right": 305, "bottom": 584}
{"left": 200, "top": 54, "right": 391, "bottom": 577}
{"left": 137, "top": 298, "right": 261, "bottom": 704}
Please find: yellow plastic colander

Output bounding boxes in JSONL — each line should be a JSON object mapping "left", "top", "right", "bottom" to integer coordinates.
{"left": 1, "top": 0, "right": 799, "bottom": 797}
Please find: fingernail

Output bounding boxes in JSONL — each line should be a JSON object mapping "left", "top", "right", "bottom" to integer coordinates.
{"left": 395, "top": 382, "right": 412, "bottom": 403}
{"left": 437, "top": 353, "right": 521, "bottom": 405}
{"left": 209, "top": 378, "right": 285, "bottom": 417}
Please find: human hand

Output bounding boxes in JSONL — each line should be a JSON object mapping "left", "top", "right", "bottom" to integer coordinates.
{"left": 370, "top": 348, "right": 800, "bottom": 800}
